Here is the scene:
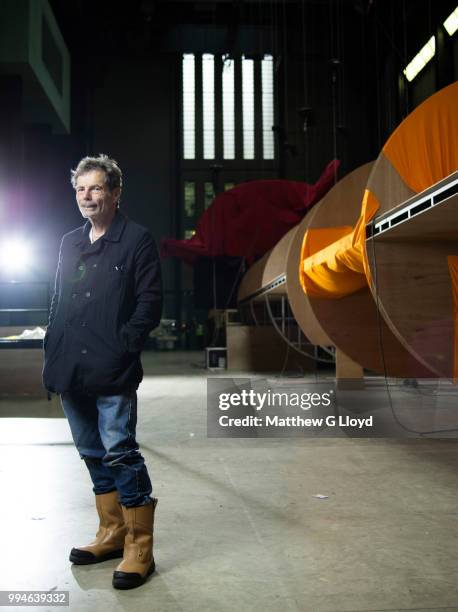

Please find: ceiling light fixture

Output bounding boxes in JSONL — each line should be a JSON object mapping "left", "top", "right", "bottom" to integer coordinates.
{"left": 443, "top": 6, "right": 458, "bottom": 36}
{"left": 403, "top": 36, "right": 435, "bottom": 82}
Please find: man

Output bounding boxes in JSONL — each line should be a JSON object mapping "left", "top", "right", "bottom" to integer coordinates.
{"left": 43, "top": 154, "right": 162, "bottom": 590}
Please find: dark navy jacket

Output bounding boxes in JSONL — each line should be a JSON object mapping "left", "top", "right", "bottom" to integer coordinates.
{"left": 42, "top": 211, "right": 162, "bottom": 395}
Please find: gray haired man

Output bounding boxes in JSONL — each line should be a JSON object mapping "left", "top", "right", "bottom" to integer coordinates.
{"left": 43, "top": 154, "right": 162, "bottom": 589}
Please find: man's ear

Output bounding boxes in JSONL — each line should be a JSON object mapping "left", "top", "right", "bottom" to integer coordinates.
{"left": 113, "top": 187, "right": 121, "bottom": 204}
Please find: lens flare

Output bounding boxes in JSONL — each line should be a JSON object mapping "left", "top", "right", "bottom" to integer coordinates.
{"left": 0, "top": 238, "right": 31, "bottom": 274}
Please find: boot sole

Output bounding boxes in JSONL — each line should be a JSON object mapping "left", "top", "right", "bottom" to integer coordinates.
{"left": 112, "top": 560, "right": 155, "bottom": 589}
{"left": 70, "top": 548, "right": 124, "bottom": 565}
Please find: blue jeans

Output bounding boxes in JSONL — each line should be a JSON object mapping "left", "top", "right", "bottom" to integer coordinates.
{"left": 60, "top": 390, "right": 152, "bottom": 507}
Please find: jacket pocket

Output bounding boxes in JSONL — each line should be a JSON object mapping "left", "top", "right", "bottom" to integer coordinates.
{"left": 84, "top": 321, "right": 128, "bottom": 365}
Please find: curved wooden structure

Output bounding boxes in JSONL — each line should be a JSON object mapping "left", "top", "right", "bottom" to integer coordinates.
{"left": 362, "top": 83, "right": 458, "bottom": 378}
{"left": 293, "top": 163, "right": 435, "bottom": 377}
{"left": 239, "top": 84, "right": 458, "bottom": 379}
{"left": 286, "top": 163, "right": 370, "bottom": 348}
{"left": 238, "top": 163, "right": 435, "bottom": 376}
{"left": 365, "top": 163, "right": 458, "bottom": 378}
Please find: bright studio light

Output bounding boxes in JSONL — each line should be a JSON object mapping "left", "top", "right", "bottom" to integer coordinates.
{"left": 0, "top": 238, "right": 31, "bottom": 274}
{"left": 444, "top": 6, "right": 458, "bottom": 36}
{"left": 403, "top": 36, "right": 436, "bottom": 82}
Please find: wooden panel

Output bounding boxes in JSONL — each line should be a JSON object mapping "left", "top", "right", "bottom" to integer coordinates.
{"left": 364, "top": 157, "right": 457, "bottom": 377}
{"left": 335, "top": 348, "right": 364, "bottom": 385}
{"left": 367, "top": 240, "right": 457, "bottom": 378}
{"left": 0, "top": 349, "right": 47, "bottom": 396}
{"left": 237, "top": 250, "right": 271, "bottom": 302}
{"left": 261, "top": 229, "right": 295, "bottom": 286}
{"left": 227, "top": 325, "right": 314, "bottom": 372}
{"left": 0, "top": 326, "right": 48, "bottom": 397}
{"left": 309, "top": 289, "right": 436, "bottom": 377}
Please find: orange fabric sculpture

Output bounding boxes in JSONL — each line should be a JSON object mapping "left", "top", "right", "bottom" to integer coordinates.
{"left": 299, "top": 81, "right": 458, "bottom": 300}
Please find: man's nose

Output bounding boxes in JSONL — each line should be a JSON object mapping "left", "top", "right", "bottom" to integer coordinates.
{"left": 83, "top": 190, "right": 92, "bottom": 200}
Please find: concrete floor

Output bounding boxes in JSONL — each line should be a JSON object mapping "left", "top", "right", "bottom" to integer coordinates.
{"left": 1, "top": 351, "right": 458, "bottom": 612}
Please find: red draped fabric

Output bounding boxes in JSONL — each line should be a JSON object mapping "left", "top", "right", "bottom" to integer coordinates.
{"left": 161, "top": 160, "right": 340, "bottom": 265}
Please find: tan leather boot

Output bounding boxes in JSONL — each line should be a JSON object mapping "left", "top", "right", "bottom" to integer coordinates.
{"left": 70, "top": 490, "right": 127, "bottom": 565}
{"left": 112, "top": 498, "right": 158, "bottom": 589}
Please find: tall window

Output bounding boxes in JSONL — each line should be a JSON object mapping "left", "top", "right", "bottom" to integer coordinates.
{"left": 182, "top": 53, "right": 275, "bottom": 161}
{"left": 184, "top": 181, "right": 196, "bottom": 217}
{"left": 182, "top": 54, "right": 195, "bottom": 159}
{"left": 261, "top": 55, "right": 274, "bottom": 160}
{"left": 241, "top": 56, "right": 255, "bottom": 160}
{"left": 222, "top": 56, "right": 235, "bottom": 160}
{"left": 202, "top": 54, "right": 215, "bottom": 159}
{"left": 204, "top": 182, "right": 215, "bottom": 209}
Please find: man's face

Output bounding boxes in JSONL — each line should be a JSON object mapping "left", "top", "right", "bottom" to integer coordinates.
{"left": 75, "top": 170, "right": 120, "bottom": 223}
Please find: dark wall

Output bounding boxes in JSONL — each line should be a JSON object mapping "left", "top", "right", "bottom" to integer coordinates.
{"left": 278, "top": 0, "right": 457, "bottom": 184}
{"left": 91, "top": 56, "right": 177, "bottom": 307}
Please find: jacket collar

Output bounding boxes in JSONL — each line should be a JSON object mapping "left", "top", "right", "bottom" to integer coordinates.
{"left": 72, "top": 210, "right": 127, "bottom": 246}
